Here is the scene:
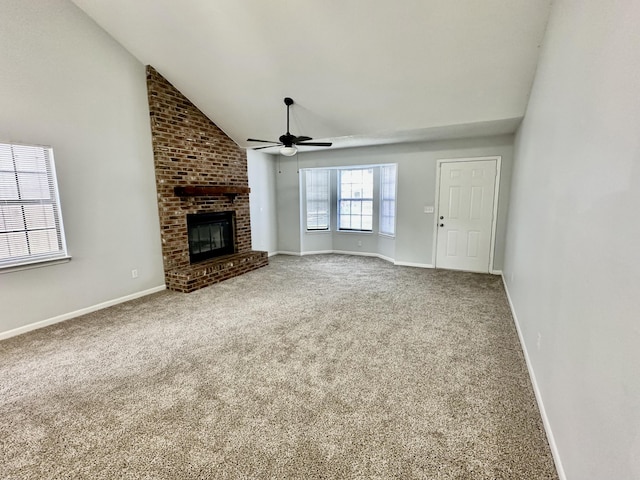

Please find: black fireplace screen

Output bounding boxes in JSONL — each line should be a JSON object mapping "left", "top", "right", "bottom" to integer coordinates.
{"left": 187, "top": 211, "right": 235, "bottom": 263}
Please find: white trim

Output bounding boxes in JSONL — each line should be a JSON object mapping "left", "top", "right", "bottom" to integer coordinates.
{"left": 273, "top": 250, "right": 395, "bottom": 265}
{"left": 433, "top": 156, "right": 502, "bottom": 274}
{"left": 301, "top": 250, "right": 335, "bottom": 256}
{"left": 377, "top": 254, "right": 395, "bottom": 264}
{"left": 490, "top": 269, "right": 503, "bottom": 275}
{"left": 329, "top": 250, "right": 396, "bottom": 265}
{"left": 275, "top": 250, "right": 432, "bottom": 269}
{"left": 299, "top": 162, "right": 397, "bottom": 172}
{"left": 0, "top": 285, "right": 166, "bottom": 340}
{"left": 501, "top": 275, "right": 567, "bottom": 480}
{"left": 267, "top": 251, "right": 280, "bottom": 257}
{"left": 273, "top": 251, "right": 302, "bottom": 256}
{"left": 394, "top": 261, "right": 434, "bottom": 269}
{"left": 333, "top": 249, "right": 379, "bottom": 257}
{"left": 335, "top": 230, "right": 373, "bottom": 235}
{"left": 0, "top": 255, "right": 72, "bottom": 274}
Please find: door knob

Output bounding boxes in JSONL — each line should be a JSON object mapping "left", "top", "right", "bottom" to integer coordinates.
{"left": 440, "top": 216, "right": 444, "bottom": 220}
{"left": 439, "top": 223, "right": 444, "bottom": 227}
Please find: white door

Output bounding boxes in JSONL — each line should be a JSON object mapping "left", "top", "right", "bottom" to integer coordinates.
{"left": 435, "top": 159, "right": 498, "bottom": 273}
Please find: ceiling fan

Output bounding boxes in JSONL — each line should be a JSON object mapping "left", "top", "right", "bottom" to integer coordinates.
{"left": 247, "top": 97, "right": 332, "bottom": 156}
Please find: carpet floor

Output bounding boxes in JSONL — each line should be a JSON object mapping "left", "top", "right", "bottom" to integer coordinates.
{"left": 0, "top": 254, "right": 558, "bottom": 479}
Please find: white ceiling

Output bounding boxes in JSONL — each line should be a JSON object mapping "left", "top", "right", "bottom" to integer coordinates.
{"left": 70, "top": 0, "right": 552, "bottom": 152}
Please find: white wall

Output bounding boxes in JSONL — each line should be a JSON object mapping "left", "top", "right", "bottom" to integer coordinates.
{"left": 276, "top": 136, "right": 513, "bottom": 269}
{"left": 0, "top": 0, "right": 164, "bottom": 337}
{"left": 247, "top": 150, "right": 278, "bottom": 254}
{"left": 503, "top": 1, "right": 640, "bottom": 478}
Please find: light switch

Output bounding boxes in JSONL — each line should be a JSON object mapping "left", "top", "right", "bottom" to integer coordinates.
{"left": 424, "top": 206, "right": 435, "bottom": 214}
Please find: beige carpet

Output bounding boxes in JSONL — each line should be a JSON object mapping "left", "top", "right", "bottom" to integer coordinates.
{"left": 0, "top": 254, "right": 558, "bottom": 479}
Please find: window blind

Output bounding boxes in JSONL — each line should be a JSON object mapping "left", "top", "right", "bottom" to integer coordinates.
{"left": 305, "top": 169, "right": 330, "bottom": 230}
{"left": 0, "top": 143, "right": 68, "bottom": 268}
{"left": 380, "top": 164, "right": 397, "bottom": 236}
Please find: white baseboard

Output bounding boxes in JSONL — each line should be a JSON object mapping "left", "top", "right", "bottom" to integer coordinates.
{"left": 273, "top": 251, "right": 302, "bottom": 256}
{"left": 301, "top": 250, "right": 334, "bottom": 256}
{"left": 501, "top": 275, "right": 567, "bottom": 480}
{"left": 274, "top": 250, "right": 436, "bottom": 269}
{"left": 394, "top": 261, "right": 435, "bottom": 269}
{"left": 0, "top": 285, "right": 166, "bottom": 341}
{"left": 300, "top": 249, "right": 397, "bottom": 265}
{"left": 491, "top": 269, "right": 503, "bottom": 275}
{"left": 332, "top": 249, "right": 382, "bottom": 258}
{"left": 377, "top": 254, "right": 395, "bottom": 265}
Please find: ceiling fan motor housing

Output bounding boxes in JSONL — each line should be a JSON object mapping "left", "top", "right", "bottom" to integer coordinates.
{"left": 279, "top": 133, "right": 294, "bottom": 147}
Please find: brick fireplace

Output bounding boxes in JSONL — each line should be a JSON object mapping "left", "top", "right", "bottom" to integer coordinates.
{"left": 146, "top": 66, "right": 267, "bottom": 292}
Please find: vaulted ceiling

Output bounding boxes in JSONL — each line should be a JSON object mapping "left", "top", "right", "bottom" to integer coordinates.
{"left": 71, "top": 0, "right": 552, "bottom": 152}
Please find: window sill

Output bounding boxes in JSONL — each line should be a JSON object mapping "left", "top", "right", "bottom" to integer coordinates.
{"left": 378, "top": 232, "right": 396, "bottom": 239}
{"left": 0, "top": 256, "right": 72, "bottom": 274}
{"left": 336, "top": 230, "right": 374, "bottom": 235}
{"left": 305, "top": 229, "right": 331, "bottom": 234}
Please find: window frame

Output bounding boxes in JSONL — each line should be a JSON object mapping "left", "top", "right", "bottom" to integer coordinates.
{"left": 0, "top": 142, "right": 70, "bottom": 271}
{"left": 337, "top": 167, "right": 374, "bottom": 232}
{"left": 304, "top": 168, "right": 331, "bottom": 232}
{"left": 379, "top": 164, "right": 397, "bottom": 237}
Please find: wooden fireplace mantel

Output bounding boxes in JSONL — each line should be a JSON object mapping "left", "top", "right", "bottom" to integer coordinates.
{"left": 174, "top": 185, "right": 251, "bottom": 200}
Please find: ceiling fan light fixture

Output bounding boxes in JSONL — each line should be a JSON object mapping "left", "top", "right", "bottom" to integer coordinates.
{"left": 280, "top": 145, "right": 297, "bottom": 157}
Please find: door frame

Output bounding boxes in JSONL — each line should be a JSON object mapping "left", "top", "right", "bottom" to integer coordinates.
{"left": 432, "top": 155, "right": 502, "bottom": 273}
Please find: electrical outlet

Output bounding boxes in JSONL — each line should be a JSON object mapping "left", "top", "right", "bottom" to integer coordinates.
{"left": 357, "top": 240, "right": 362, "bottom": 247}
{"left": 131, "top": 269, "right": 138, "bottom": 279}
{"left": 537, "top": 332, "right": 542, "bottom": 350}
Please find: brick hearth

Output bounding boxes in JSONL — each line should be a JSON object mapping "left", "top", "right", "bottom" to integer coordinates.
{"left": 146, "top": 66, "right": 267, "bottom": 292}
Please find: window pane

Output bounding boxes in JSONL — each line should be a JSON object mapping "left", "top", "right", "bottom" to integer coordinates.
{"left": 362, "top": 172, "right": 374, "bottom": 197}
{"left": 0, "top": 205, "right": 25, "bottom": 232}
{"left": 338, "top": 168, "right": 373, "bottom": 232}
{"left": 27, "top": 229, "right": 60, "bottom": 255}
{"left": 24, "top": 204, "right": 56, "bottom": 230}
{"left": 0, "top": 144, "right": 14, "bottom": 170}
{"left": 17, "top": 172, "right": 50, "bottom": 200}
{"left": 0, "top": 172, "right": 18, "bottom": 200}
{"left": 12, "top": 145, "right": 48, "bottom": 172}
{"left": 1, "top": 232, "right": 29, "bottom": 258}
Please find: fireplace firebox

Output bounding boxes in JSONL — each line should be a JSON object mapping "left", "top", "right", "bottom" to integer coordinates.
{"left": 187, "top": 211, "right": 236, "bottom": 263}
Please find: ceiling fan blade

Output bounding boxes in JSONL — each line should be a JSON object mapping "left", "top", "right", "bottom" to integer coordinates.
{"left": 293, "top": 136, "right": 312, "bottom": 143}
{"left": 253, "top": 144, "right": 282, "bottom": 150}
{"left": 247, "top": 138, "right": 278, "bottom": 144}
{"left": 297, "top": 142, "right": 333, "bottom": 147}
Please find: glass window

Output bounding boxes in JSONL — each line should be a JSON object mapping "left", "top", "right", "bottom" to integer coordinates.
{"left": 0, "top": 143, "right": 68, "bottom": 268}
{"left": 305, "top": 169, "right": 330, "bottom": 231}
{"left": 338, "top": 168, "right": 373, "bottom": 231}
{"left": 380, "top": 164, "right": 397, "bottom": 236}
